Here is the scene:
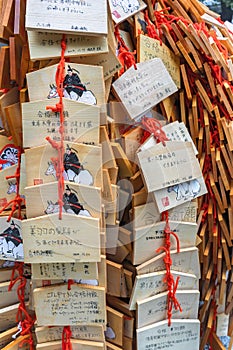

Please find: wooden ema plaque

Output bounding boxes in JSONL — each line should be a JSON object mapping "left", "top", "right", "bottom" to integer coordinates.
{"left": 35, "top": 325, "right": 105, "bottom": 343}
{"left": 137, "top": 319, "right": 200, "bottom": 350}
{"left": 36, "top": 340, "right": 105, "bottom": 349}
{"left": 136, "top": 247, "right": 201, "bottom": 279}
{"left": 137, "top": 141, "right": 202, "bottom": 193}
{"left": 32, "top": 262, "right": 98, "bottom": 281}
{"left": 137, "top": 290, "right": 200, "bottom": 328}
{"left": 24, "top": 181, "right": 102, "bottom": 219}
{"left": 133, "top": 220, "right": 197, "bottom": 265}
{"left": 27, "top": 31, "right": 108, "bottom": 61}
{"left": 25, "top": 142, "right": 102, "bottom": 188}
{"left": 22, "top": 213, "right": 101, "bottom": 263}
{"left": 26, "top": 63, "right": 105, "bottom": 108}
{"left": 22, "top": 99, "right": 100, "bottom": 148}
{"left": 25, "top": 0, "right": 108, "bottom": 36}
{"left": 33, "top": 283, "right": 106, "bottom": 326}
{"left": 129, "top": 270, "right": 198, "bottom": 310}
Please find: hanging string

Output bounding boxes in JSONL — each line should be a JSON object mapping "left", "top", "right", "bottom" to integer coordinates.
{"left": 157, "top": 211, "right": 182, "bottom": 326}
{"left": 144, "top": 10, "right": 162, "bottom": 44}
{"left": 0, "top": 147, "right": 25, "bottom": 221}
{"left": 46, "top": 35, "right": 66, "bottom": 220}
{"left": 114, "top": 26, "right": 137, "bottom": 75}
{"left": 8, "top": 262, "right": 35, "bottom": 349}
{"left": 62, "top": 326, "right": 72, "bottom": 350}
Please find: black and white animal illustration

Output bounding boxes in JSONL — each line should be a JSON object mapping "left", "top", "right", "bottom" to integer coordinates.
{"left": 44, "top": 199, "right": 91, "bottom": 217}
{"left": 167, "top": 179, "right": 201, "bottom": 201}
{"left": 111, "top": 0, "right": 140, "bottom": 13}
{"left": 47, "top": 84, "right": 97, "bottom": 105}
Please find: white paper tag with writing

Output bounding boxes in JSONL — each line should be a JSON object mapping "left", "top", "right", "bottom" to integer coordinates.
{"left": 112, "top": 58, "right": 178, "bottom": 120}
{"left": 137, "top": 141, "right": 202, "bottom": 192}
{"left": 137, "top": 320, "right": 200, "bottom": 350}
{"left": 216, "top": 313, "right": 229, "bottom": 337}
{"left": 26, "top": 0, "right": 108, "bottom": 35}
{"left": 109, "top": 0, "right": 147, "bottom": 24}
{"left": 153, "top": 175, "right": 207, "bottom": 212}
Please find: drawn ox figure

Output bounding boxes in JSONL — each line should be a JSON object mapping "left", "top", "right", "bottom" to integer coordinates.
{"left": 7, "top": 182, "right": 17, "bottom": 194}
{"left": 44, "top": 200, "right": 91, "bottom": 217}
{"left": 47, "top": 84, "right": 97, "bottom": 105}
{"left": 167, "top": 179, "right": 201, "bottom": 201}
{"left": 111, "top": 0, "right": 140, "bottom": 13}
{"left": 45, "top": 161, "right": 94, "bottom": 186}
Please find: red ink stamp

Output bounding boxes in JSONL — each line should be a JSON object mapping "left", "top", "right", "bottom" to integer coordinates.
{"left": 162, "top": 196, "right": 169, "bottom": 207}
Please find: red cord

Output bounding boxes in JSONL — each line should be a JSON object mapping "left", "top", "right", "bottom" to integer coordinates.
{"left": 140, "top": 116, "right": 169, "bottom": 145}
{"left": 46, "top": 35, "right": 66, "bottom": 220}
{"left": 62, "top": 326, "right": 72, "bottom": 350}
{"left": 157, "top": 211, "right": 182, "bottom": 326}
{"left": 8, "top": 263, "right": 35, "bottom": 349}
{"left": 114, "top": 26, "right": 137, "bottom": 75}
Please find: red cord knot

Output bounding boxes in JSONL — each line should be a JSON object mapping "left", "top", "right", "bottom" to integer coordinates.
{"left": 68, "top": 279, "right": 75, "bottom": 290}
{"left": 141, "top": 116, "right": 169, "bottom": 145}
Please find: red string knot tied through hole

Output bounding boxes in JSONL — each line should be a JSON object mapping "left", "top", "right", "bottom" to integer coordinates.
{"left": 156, "top": 211, "right": 182, "bottom": 326}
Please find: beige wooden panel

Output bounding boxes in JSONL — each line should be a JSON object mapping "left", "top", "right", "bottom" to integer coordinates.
{"left": 137, "top": 290, "right": 200, "bottom": 328}
{"left": 36, "top": 339, "right": 104, "bottom": 349}
{"left": 32, "top": 262, "right": 98, "bottom": 281}
{"left": 34, "top": 284, "right": 106, "bottom": 326}
{"left": 133, "top": 221, "right": 197, "bottom": 265}
{"left": 35, "top": 325, "right": 104, "bottom": 343}
{"left": 22, "top": 98, "right": 100, "bottom": 148}
{"left": 25, "top": 181, "right": 101, "bottom": 219}
{"left": 27, "top": 31, "right": 108, "bottom": 60}
{"left": 26, "top": 0, "right": 107, "bottom": 35}
{"left": 129, "top": 270, "right": 198, "bottom": 310}
{"left": 137, "top": 320, "right": 200, "bottom": 350}
{"left": 22, "top": 214, "right": 100, "bottom": 263}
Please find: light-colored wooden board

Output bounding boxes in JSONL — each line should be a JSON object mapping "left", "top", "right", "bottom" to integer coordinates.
{"left": 27, "top": 31, "right": 108, "bottom": 60}
{"left": 0, "top": 302, "right": 20, "bottom": 332}
{"left": 0, "top": 279, "right": 30, "bottom": 308}
{"left": 137, "top": 290, "right": 200, "bottom": 328}
{"left": 133, "top": 221, "right": 197, "bottom": 265}
{"left": 25, "top": 142, "right": 102, "bottom": 188}
{"left": 36, "top": 339, "right": 105, "bottom": 349}
{"left": 0, "top": 327, "right": 18, "bottom": 349}
{"left": 34, "top": 284, "right": 106, "bottom": 326}
{"left": 22, "top": 213, "right": 100, "bottom": 263}
{"left": 112, "top": 58, "right": 177, "bottom": 120}
{"left": 35, "top": 325, "right": 105, "bottom": 344}
{"left": 136, "top": 247, "right": 200, "bottom": 278}
{"left": 32, "top": 261, "right": 98, "bottom": 281}
{"left": 105, "top": 306, "right": 124, "bottom": 347}
{"left": 0, "top": 164, "right": 20, "bottom": 209}
{"left": 137, "top": 141, "right": 202, "bottom": 192}
{"left": 26, "top": 0, "right": 107, "bottom": 35}
{"left": 25, "top": 181, "right": 101, "bottom": 219}
{"left": 137, "top": 319, "right": 200, "bottom": 350}
{"left": 129, "top": 270, "right": 198, "bottom": 310}
{"left": 26, "top": 62, "right": 105, "bottom": 110}
{"left": 138, "top": 34, "right": 180, "bottom": 88}
{"left": 22, "top": 98, "right": 100, "bottom": 148}
{"left": 2, "top": 335, "right": 31, "bottom": 350}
